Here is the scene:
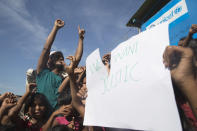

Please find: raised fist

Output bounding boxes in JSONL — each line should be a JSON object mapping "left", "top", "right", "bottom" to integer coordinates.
{"left": 55, "top": 19, "right": 65, "bottom": 29}
{"left": 1, "top": 98, "right": 16, "bottom": 109}
{"left": 189, "top": 24, "right": 197, "bottom": 35}
{"left": 0, "top": 92, "right": 14, "bottom": 100}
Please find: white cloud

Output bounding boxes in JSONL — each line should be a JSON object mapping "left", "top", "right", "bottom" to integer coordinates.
{"left": 2, "top": 0, "right": 29, "bottom": 16}
{"left": 0, "top": 0, "right": 48, "bottom": 54}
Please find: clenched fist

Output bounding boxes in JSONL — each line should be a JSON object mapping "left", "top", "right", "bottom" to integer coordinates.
{"left": 54, "top": 19, "right": 65, "bottom": 29}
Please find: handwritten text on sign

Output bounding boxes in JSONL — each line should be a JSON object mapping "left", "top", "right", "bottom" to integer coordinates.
{"left": 85, "top": 23, "right": 181, "bottom": 131}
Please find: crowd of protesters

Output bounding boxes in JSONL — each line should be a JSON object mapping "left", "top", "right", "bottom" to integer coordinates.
{"left": 0, "top": 19, "right": 197, "bottom": 131}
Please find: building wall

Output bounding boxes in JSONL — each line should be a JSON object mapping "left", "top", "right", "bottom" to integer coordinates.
{"left": 141, "top": 0, "right": 197, "bottom": 45}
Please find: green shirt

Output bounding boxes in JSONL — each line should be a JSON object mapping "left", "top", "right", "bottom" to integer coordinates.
{"left": 36, "top": 69, "right": 62, "bottom": 109}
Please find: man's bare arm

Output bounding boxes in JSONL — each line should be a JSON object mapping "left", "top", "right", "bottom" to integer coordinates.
{"left": 74, "top": 25, "right": 85, "bottom": 67}
{"left": 65, "top": 56, "right": 85, "bottom": 117}
{"left": 37, "top": 19, "right": 64, "bottom": 74}
{"left": 7, "top": 84, "right": 37, "bottom": 118}
{"left": 0, "top": 98, "right": 16, "bottom": 122}
{"left": 59, "top": 25, "right": 85, "bottom": 92}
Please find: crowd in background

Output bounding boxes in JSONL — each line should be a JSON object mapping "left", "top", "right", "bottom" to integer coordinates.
{"left": 0, "top": 19, "right": 197, "bottom": 131}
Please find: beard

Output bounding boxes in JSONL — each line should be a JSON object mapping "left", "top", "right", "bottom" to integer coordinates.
{"left": 55, "top": 64, "right": 64, "bottom": 72}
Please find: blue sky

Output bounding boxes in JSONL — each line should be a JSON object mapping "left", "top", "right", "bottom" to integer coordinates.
{"left": 0, "top": 0, "right": 144, "bottom": 95}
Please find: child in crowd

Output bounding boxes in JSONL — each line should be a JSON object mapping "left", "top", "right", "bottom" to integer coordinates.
{"left": 22, "top": 92, "right": 52, "bottom": 130}
{"left": 64, "top": 56, "right": 106, "bottom": 131}
{"left": 49, "top": 67, "right": 86, "bottom": 131}
{"left": 51, "top": 92, "right": 83, "bottom": 131}
{"left": 0, "top": 83, "right": 36, "bottom": 130}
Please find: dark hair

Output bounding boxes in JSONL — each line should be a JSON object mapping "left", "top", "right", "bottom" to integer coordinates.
{"left": 168, "top": 38, "right": 197, "bottom": 70}
{"left": 49, "top": 125, "right": 73, "bottom": 131}
{"left": 48, "top": 51, "right": 64, "bottom": 70}
{"left": 24, "top": 93, "right": 52, "bottom": 120}
{"left": 0, "top": 101, "right": 2, "bottom": 107}
{"left": 188, "top": 39, "right": 197, "bottom": 59}
{"left": 0, "top": 125, "right": 25, "bottom": 131}
{"left": 57, "top": 91, "right": 72, "bottom": 106}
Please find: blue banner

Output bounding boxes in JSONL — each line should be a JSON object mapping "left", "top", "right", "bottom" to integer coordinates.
{"left": 141, "top": 0, "right": 197, "bottom": 45}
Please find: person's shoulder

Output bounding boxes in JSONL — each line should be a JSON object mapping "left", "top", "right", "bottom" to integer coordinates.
{"left": 37, "top": 68, "right": 51, "bottom": 77}
{"left": 42, "top": 68, "right": 52, "bottom": 73}
{"left": 42, "top": 68, "right": 51, "bottom": 72}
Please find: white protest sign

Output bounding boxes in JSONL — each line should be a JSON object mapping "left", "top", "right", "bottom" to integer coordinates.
{"left": 84, "top": 23, "right": 182, "bottom": 131}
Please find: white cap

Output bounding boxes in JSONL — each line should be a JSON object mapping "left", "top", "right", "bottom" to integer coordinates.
{"left": 50, "top": 51, "right": 57, "bottom": 56}
{"left": 26, "top": 68, "right": 34, "bottom": 76}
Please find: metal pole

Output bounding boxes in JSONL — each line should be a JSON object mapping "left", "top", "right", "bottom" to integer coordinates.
{"left": 138, "top": 27, "right": 141, "bottom": 33}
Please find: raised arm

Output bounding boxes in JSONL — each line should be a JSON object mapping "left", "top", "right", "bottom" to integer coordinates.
{"left": 37, "top": 19, "right": 64, "bottom": 74}
{"left": 74, "top": 25, "right": 85, "bottom": 67}
{"left": 178, "top": 24, "right": 197, "bottom": 47}
{"left": 58, "top": 26, "right": 85, "bottom": 92}
{"left": 0, "top": 92, "right": 13, "bottom": 104}
{"left": 0, "top": 98, "right": 16, "bottom": 122}
{"left": 65, "top": 56, "right": 85, "bottom": 117}
{"left": 7, "top": 83, "right": 37, "bottom": 118}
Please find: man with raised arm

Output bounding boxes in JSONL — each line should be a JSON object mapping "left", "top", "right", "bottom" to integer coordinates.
{"left": 36, "top": 19, "right": 85, "bottom": 110}
{"left": 163, "top": 43, "right": 197, "bottom": 130}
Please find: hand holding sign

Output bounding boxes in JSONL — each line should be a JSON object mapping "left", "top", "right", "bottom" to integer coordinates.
{"left": 85, "top": 23, "right": 181, "bottom": 131}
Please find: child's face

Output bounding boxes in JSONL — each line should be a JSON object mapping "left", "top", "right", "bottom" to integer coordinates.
{"left": 31, "top": 99, "right": 46, "bottom": 119}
